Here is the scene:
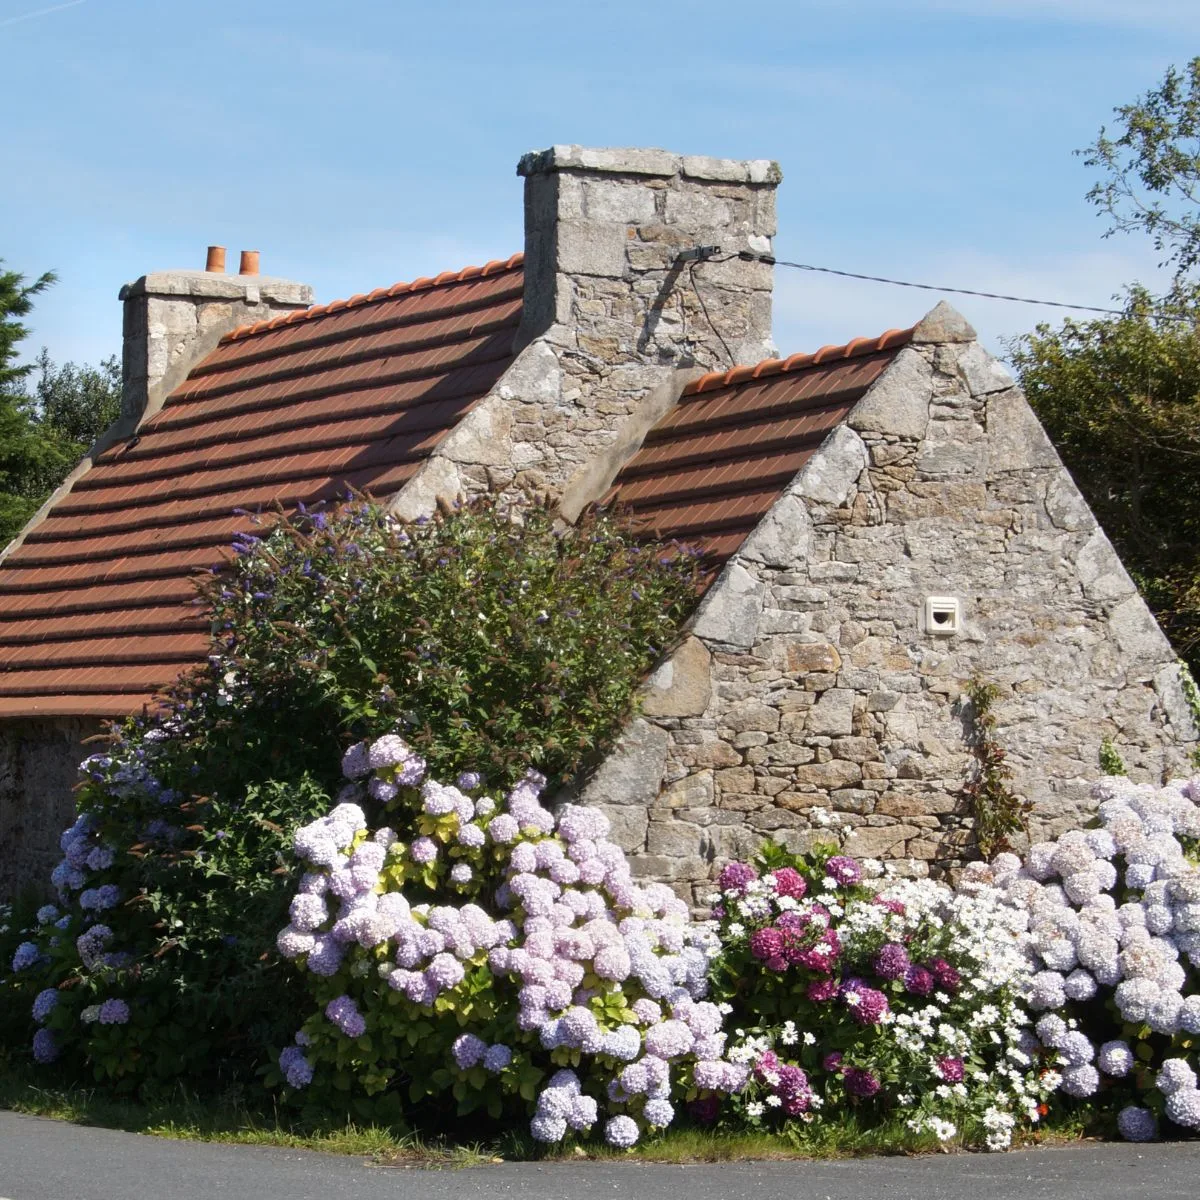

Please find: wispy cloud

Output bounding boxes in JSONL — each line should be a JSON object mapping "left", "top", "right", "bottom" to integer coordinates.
{"left": 0, "top": 0, "right": 85, "bottom": 31}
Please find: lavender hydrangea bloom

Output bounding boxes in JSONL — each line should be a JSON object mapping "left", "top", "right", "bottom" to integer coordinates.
{"left": 1156, "top": 1058, "right": 1197, "bottom": 1096}
{"left": 1098, "top": 1040, "right": 1134, "bottom": 1077}
{"left": 1165, "top": 1088, "right": 1200, "bottom": 1129}
{"left": 604, "top": 1114, "right": 639, "bottom": 1148}
{"left": 32, "top": 1028, "right": 58, "bottom": 1064}
{"left": 325, "top": 995, "right": 366, "bottom": 1038}
{"left": 452, "top": 1032, "right": 487, "bottom": 1069}
{"left": 98, "top": 998, "right": 130, "bottom": 1025}
{"left": 482, "top": 1043, "right": 512, "bottom": 1072}
{"left": 11, "top": 941, "right": 39, "bottom": 971}
{"left": 368, "top": 734, "right": 412, "bottom": 769}
{"left": 341, "top": 742, "right": 371, "bottom": 779}
{"left": 31, "top": 989, "right": 59, "bottom": 1023}
{"left": 279, "top": 1045, "right": 313, "bottom": 1088}
{"left": 456, "top": 771, "right": 482, "bottom": 790}
{"left": 873, "top": 942, "right": 910, "bottom": 981}
{"left": 1116, "top": 1105, "right": 1157, "bottom": 1142}
{"left": 826, "top": 856, "right": 863, "bottom": 886}
{"left": 410, "top": 837, "right": 438, "bottom": 864}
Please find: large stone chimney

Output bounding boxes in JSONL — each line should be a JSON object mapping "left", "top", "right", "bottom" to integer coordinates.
{"left": 118, "top": 247, "right": 312, "bottom": 432}
{"left": 391, "top": 145, "right": 784, "bottom": 518}
{"left": 516, "top": 145, "right": 780, "bottom": 369}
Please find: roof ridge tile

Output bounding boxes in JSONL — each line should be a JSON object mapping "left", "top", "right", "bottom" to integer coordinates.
{"left": 685, "top": 326, "right": 914, "bottom": 395}
{"left": 223, "top": 253, "right": 525, "bottom": 344}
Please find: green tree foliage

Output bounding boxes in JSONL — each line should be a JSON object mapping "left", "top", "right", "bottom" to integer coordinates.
{"left": 1010, "top": 61, "right": 1200, "bottom": 673}
{"left": 0, "top": 261, "right": 121, "bottom": 546}
{"left": 1009, "top": 289, "right": 1200, "bottom": 669}
{"left": 1082, "top": 56, "right": 1200, "bottom": 281}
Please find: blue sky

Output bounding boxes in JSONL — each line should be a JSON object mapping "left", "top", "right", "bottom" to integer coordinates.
{"left": 5, "top": 0, "right": 1200, "bottom": 368}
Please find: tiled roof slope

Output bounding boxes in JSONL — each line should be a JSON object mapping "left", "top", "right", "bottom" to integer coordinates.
{"left": 607, "top": 329, "right": 913, "bottom": 567}
{"left": 0, "top": 255, "right": 526, "bottom": 717}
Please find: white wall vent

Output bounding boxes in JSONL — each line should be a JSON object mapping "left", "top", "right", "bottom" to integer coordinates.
{"left": 924, "top": 596, "right": 961, "bottom": 635}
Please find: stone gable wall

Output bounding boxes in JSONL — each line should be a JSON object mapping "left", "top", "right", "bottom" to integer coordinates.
{"left": 0, "top": 717, "right": 102, "bottom": 900}
{"left": 572, "top": 306, "right": 1197, "bottom": 905}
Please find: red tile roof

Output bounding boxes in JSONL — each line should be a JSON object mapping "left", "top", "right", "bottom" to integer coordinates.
{"left": 0, "top": 255, "right": 526, "bottom": 717}
{"left": 606, "top": 328, "right": 912, "bottom": 566}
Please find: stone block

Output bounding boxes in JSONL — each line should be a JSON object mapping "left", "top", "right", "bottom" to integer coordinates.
{"left": 659, "top": 769, "right": 715, "bottom": 809}
{"left": 555, "top": 219, "right": 629, "bottom": 277}
{"left": 583, "top": 180, "right": 657, "bottom": 223}
{"left": 714, "top": 766, "right": 756, "bottom": 794}
{"left": 595, "top": 803, "right": 649, "bottom": 853}
{"left": 844, "top": 823, "right": 919, "bottom": 857}
{"left": 987, "top": 388, "right": 1060, "bottom": 471}
{"left": 739, "top": 493, "right": 812, "bottom": 568}
{"left": 574, "top": 718, "right": 668, "bottom": 807}
{"left": 724, "top": 699, "right": 781, "bottom": 733}
{"left": 641, "top": 636, "right": 712, "bottom": 718}
{"left": 1076, "top": 529, "right": 1136, "bottom": 602}
{"left": 791, "top": 760, "right": 863, "bottom": 789}
{"left": 785, "top": 641, "right": 842, "bottom": 674}
{"left": 691, "top": 562, "right": 764, "bottom": 648}
{"left": 806, "top": 688, "right": 855, "bottom": 736}
{"left": 955, "top": 342, "right": 1015, "bottom": 397}
{"left": 848, "top": 348, "right": 932, "bottom": 440}
{"left": 646, "top": 821, "right": 708, "bottom": 858}
{"left": 794, "top": 425, "right": 868, "bottom": 508}
{"left": 910, "top": 301, "right": 976, "bottom": 344}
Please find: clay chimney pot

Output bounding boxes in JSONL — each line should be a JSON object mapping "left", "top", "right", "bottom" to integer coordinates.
{"left": 205, "top": 245, "right": 227, "bottom": 273}
{"left": 239, "top": 250, "right": 260, "bottom": 276}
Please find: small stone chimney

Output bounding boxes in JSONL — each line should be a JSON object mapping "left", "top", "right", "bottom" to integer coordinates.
{"left": 118, "top": 248, "right": 313, "bottom": 430}
{"left": 516, "top": 146, "right": 780, "bottom": 369}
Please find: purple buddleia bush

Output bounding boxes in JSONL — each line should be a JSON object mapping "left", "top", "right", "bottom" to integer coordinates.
{"left": 276, "top": 732, "right": 745, "bottom": 1144}
{"left": 962, "top": 775, "right": 1200, "bottom": 1139}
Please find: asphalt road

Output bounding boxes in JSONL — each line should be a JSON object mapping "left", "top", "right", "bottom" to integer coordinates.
{"left": 2, "top": 1111, "right": 1199, "bottom": 1200}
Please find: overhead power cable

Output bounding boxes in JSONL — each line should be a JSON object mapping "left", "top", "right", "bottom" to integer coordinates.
{"left": 680, "top": 246, "right": 1195, "bottom": 323}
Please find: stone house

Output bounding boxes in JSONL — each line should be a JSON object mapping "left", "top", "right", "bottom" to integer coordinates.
{"left": 1, "top": 145, "right": 1194, "bottom": 903}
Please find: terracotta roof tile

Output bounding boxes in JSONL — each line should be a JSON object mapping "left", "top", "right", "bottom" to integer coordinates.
{"left": 607, "top": 328, "right": 913, "bottom": 568}
{"left": 0, "top": 257, "right": 525, "bottom": 715}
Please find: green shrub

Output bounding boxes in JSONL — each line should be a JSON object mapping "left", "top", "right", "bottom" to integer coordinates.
{"left": 2, "top": 495, "right": 698, "bottom": 1092}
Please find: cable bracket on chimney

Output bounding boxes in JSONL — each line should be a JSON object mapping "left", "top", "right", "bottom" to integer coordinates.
{"left": 675, "top": 245, "right": 721, "bottom": 263}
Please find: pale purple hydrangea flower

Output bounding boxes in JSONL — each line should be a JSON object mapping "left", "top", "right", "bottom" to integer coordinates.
{"left": 98, "top": 998, "right": 130, "bottom": 1025}
{"left": 11, "top": 941, "right": 39, "bottom": 972}
{"left": 1098, "top": 1040, "right": 1134, "bottom": 1077}
{"left": 32, "top": 1028, "right": 58, "bottom": 1064}
{"left": 1157, "top": 1058, "right": 1197, "bottom": 1096}
{"left": 482, "top": 1043, "right": 512, "bottom": 1072}
{"left": 410, "top": 837, "right": 438, "bottom": 864}
{"left": 1117, "top": 1105, "right": 1157, "bottom": 1141}
{"left": 1166, "top": 1089, "right": 1200, "bottom": 1129}
{"left": 279, "top": 1045, "right": 313, "bottom": 1088}
{"left": 449, "top": 864, "right": 473, "bottom": 885}
{"left": 604, "top": 1114, "right": 639, "bottom": 1147}
{"left": 456, "top": 771, "right": 482, "bottom": 790}
{"left": 452, "top": 1032, "right": 487, "bottom": 1069}
{"left": 325, "top": 995, "right": 366, "bottom": 1038}
{"left": 341, "top": 742, "right": 371, "bottom": 779}
{"left": 31, "top": 989, "right": 58, "bottom": 1023}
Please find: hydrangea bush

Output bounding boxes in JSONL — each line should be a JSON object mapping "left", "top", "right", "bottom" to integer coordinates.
{"left": 963, "top": 776, "right": 1200, "bottom": 1140}
{"left": 273, "top": 733, "right": 744, "bottom": 1144}
{"left": 707, "top": 835, "right": 1055, "bottom": 1150}
{"left": 1, "top": 496, "right": 698, "bottom": 1091}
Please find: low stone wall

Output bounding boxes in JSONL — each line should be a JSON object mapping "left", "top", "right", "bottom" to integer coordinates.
{"left": 0, "top": 717, "right": 101, "bottom": 900}
{"left": 574, "top": 311, "right": 1197, "bottom": 905}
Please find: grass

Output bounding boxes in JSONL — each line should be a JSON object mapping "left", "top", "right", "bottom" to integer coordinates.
{"left": 0, "top": 1062, "right": 1094, "bottom": 1167}
{"left": 0, "top": 1066, "right": 491, "bottom": 1166}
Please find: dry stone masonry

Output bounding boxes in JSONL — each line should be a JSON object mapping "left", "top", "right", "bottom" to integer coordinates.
{"left": 575, "top": 302, "right": 1198, "bottom": 905}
